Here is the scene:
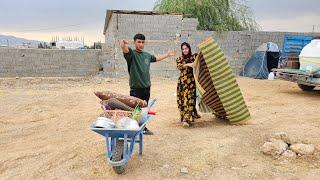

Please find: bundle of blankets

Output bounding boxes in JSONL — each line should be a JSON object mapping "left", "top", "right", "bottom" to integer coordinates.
{"left": 94, "top": 91, "right": 147, "bottom": 111}
{"left": 194, "top": 37, "right": 251, "bottom": 125}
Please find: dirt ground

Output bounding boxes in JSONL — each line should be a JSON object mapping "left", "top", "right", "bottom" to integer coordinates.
{"left": 1, "top": 76, "right": 320, "bottom": 180}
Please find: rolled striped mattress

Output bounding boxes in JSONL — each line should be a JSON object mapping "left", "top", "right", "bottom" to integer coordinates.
{"left": 194, "top": 37, "right": 251, "bottom": 124}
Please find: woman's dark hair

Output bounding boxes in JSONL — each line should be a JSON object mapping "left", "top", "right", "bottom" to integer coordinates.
{"left": 134, "top": 33, "right": 145, "bottom": 41}
{"left": 181, "top": 42, "right": 192, "bottom": 58}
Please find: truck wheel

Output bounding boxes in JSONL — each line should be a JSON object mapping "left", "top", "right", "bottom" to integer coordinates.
{"left": 112, "top": 139, "right": 125, "bottom": 174}
{"left": 298, "top": 84, "right": 315, "bottom": 91}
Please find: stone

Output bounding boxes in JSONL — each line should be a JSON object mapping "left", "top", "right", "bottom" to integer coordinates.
{"left": 290, "top": 144, "right": 315, "bottom": 155}
{"left": 281, "top": 150, "right": 297, "bottom": 159}
{"left": 180, "top": 167, "right": 188, "bottom": 174}
{"left": 271, "top": 132, "right": 297, "bottom": 145}
{"left": 261, "top": 139, "right": 288, "bottom": 156}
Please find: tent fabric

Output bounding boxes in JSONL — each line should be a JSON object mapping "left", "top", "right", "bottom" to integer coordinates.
{"left": 243, "top": 42, "right": 280, "bottom": 79}
{"left": 255, "top": 42, "right": 278, "bottom": 52}
{"left": 194, "top": 37, "right": 251, "bottom": 125}
{"left": 267, "top": 42, "right": 279, "bottom": 52}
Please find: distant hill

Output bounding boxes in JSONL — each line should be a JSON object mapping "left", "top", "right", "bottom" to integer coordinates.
{"left": 0, "top": 34, "right": 46, "bottom": 48}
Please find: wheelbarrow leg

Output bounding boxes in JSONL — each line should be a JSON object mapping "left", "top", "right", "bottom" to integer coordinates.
{"left": 139, "top": 131, "right": 143, "bottom": 155}
{"left": 123, "top": 134, "right": 128, "bottom": 160}
{"left": 105, "top": 133, "right": 112, "bottom": 158}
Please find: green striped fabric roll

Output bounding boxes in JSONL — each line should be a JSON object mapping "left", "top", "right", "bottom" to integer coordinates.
{"left": 197, "top": 37, "right": 251, "bottom": 124}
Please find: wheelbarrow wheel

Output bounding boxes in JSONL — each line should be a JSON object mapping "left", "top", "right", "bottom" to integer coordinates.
{"left": 112, "top": 139, "right": 125, "bottom": 174}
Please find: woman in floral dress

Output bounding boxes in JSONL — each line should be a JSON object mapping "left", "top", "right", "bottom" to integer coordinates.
{"left": 176, "top": 42, "right": 201, "bottom": 127}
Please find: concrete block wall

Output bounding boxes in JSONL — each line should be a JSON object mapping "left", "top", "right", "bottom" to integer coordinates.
{"left": 0, "top": 48, "right": 103, "bottom": 77}
{"left": 185, "top": 31, "right": 320, "bottom": 75}
{"left": 116, "top": 13, "right": 183, "bottom": 40}
{"left": 104, "top": 13, "right": 184, "bottom": 78}
{"left": 3, "top": 12, "right": 317, "bottom": 78}
{"left": 103, "top": 12, "right": 320, "bottom": 78}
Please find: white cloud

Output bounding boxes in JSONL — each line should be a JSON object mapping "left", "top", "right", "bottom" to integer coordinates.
{"left": 257, "top": 14, "right": 320, "bottom": 32}
{"left": 1, "top": 0, "right": 320, "bottom": 44}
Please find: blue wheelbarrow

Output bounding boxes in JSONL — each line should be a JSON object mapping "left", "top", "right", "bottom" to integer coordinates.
{"left": 91, "top": 99, "right": 156, "bottom": 174}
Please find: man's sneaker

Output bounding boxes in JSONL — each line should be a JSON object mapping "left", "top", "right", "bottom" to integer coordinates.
{"left": 143, "top": 127, "right": 154, "bottom": 135}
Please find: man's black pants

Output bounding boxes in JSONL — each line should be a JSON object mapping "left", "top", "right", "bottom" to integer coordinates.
{"left": 130, "top": 87, "right": 150, "bottom": 104}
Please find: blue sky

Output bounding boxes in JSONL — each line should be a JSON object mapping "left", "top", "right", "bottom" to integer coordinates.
{"left": 0, "top": 0, "right": 319, "bottom": 44}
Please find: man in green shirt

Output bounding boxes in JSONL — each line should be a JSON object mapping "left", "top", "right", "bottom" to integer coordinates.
{"left": 120, "top": 33, "right": 175, "bottom": 135}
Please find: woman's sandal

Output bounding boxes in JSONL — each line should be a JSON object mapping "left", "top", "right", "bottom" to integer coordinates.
{"left": 194, "top": 114, "right": 201, "bottom": 119}
{"left": 182, "top": 122, "right": 190, "bottom": 128}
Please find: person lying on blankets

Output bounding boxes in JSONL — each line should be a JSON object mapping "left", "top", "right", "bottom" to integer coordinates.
{"left": 120, "top": 33, "right": 175, "bottom": 135}
{"left": 176, "top": 42, "right": 201, "bottom": 128}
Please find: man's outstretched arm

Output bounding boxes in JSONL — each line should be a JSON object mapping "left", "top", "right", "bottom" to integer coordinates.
{"left": 156, "top": 50, "right": 175, "bottom": 61}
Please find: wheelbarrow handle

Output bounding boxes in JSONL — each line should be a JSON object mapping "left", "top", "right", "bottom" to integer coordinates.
{"left": 147, "top": 99, "right": 156, "bottom": 109}
{"left": 148, "top": 111, "right": 157, "bottom": 115}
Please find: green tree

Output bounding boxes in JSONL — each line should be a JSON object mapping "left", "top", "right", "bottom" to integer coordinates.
{"left": 154, "top": 0, "right": 259, "bottom": 31}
